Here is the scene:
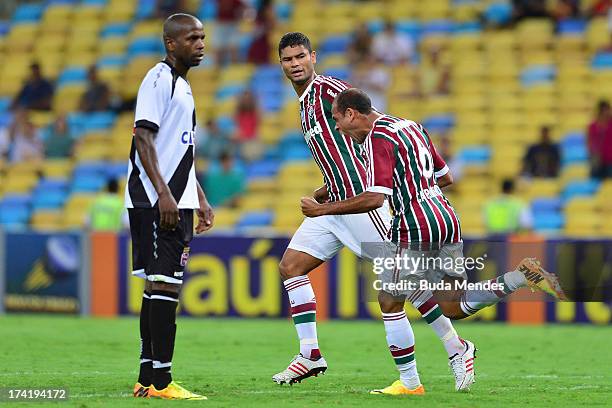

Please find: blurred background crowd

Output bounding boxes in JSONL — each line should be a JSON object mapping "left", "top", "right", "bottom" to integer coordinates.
{"left": 0, "top": 0, "right": 611, "bottom": 237}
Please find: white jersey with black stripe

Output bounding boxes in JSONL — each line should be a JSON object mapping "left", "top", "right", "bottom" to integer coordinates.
{"left": 125, "top": 61, "right": 199, "bottom": 209}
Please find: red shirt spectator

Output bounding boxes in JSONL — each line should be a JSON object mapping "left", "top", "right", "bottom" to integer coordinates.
{"left": 588, "top": 100, "right": 612, "bottom": 178}
{"left": 234, "top": 90, "right": 259, "bottom": 141}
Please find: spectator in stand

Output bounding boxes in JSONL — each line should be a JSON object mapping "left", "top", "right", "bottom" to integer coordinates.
{"left": 42, "top": 114, "right": 74, "bottom": 158}
{"left": 202, "top": 151, "right": 245, "bottom": 207}
{"left": 11, "top": 63, "right": 54, "bottom": 111}
{"left": 588, "top": 0, "right": 611, "bottom": 17}
{"left": 234, "top": 89, "right": 263, "bottom": 161}
{"left": 197, "top": 118, "right": 234, "bottom": 161}
{"left": 371, "top": 21, "right": 415, "bottom": 66}
{"left": 551, "top": 0, "right": 580, "bottom": 21}
{"left": 587, "top": 100, "right": 612, "bottom": 179}
{"left": 484, "top": 179, "right": 533, "bottom": 234}
{"left": 247, "top": 0, "right": 276, "bottom": 65}
{"left": 7, "top": 109, "right": 44, "bottom": 162}
{"left": 348, "top": 23, "right": 373, "bottom": 65}
{"left": 215, "top": 0, "right": 246, "bottom": 65}
{"left": 154, "top": 0, "right": 185, "bottom": 19}
{"left": 80, "top": 65, "right": 111, "bottom": 112}
{"left": 418, "top": 45, "right": 451, "bottom": 96}
{"left": 88, "top": 178, "right": 126, "bottom": 232}
{"left": 522, "top": 126, "right": 561, "bottom": 178}
{"left": 350, "top": 54, "right": 390, "bottom": 111}
{"left": 512, "top": 0, "right": 551, "bottom": 21}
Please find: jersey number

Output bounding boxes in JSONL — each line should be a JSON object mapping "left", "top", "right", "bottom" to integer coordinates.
{"left": 414, "top": 138, "right": 434, "bottom": 179}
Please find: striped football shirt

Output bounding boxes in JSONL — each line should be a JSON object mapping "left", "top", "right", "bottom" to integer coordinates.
{"left": 362, "top": 114, "right": 462, "bottom": 245}
{"left": 298, "top": 75, "right": 367, "bottom": 202}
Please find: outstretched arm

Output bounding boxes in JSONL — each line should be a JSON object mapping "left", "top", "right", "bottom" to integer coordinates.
{"left": 301, "top": 191, "right": 385, "bottom": 217}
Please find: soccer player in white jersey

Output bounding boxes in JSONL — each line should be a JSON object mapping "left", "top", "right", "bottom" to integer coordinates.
{"left": 300, "top": 88, "right": 567, "bottom": 394}
{"left": 126, "top": 14, "right": 213, "bottom": 400}
{"left": 272, "top": 32, "right": 479, "bottom": 393}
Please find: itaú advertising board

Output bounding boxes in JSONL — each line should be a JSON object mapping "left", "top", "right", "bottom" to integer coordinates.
{"left": 107, "top": 233, "right": 612, "bottom": 324}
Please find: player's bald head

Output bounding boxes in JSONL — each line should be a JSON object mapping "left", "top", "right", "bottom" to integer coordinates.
{"left": 163, "top": 13, "right": 202, "bottom": 40}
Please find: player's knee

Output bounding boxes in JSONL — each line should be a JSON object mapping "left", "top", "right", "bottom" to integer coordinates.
{"left": 438, "top": 301, "right": 467, "bottom": 320}
{"left": 150, "top": 281, "right": 181, "bottom": 294}
{"left": 279, "top": 257, "right": 304, "bottom": 280}
{"left": 377, "top": 291, "right": 404, "bottom": 314}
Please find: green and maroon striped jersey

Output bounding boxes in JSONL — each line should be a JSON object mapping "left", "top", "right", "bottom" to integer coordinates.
{"left": 298, "top": 75, "right": 367, "bottom": 202}
{"left": 362, "top": 114, "right": 462, "bottom": 245}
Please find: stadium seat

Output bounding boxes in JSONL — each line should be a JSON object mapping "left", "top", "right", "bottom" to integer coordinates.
{"left": 236, "top": 211, "right": 274, "bottom": 229}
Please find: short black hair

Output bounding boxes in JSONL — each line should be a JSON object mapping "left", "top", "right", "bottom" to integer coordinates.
{"left": 334, "top": 88, "right": 372, "bottom": 115}
{"left": 501, "top": 179, "right": 514, "bottom": 194}
{"left": 163, "top": 13, "right": 200, "bottom": 41}
{"left": 278, "top": 32, "right": 312, "bottom": 56}
{"left": 598, "top": 99, "right": 610, "bottom": 113}
{"left": 107, "top": 178, "right": 119, "bottom": 194}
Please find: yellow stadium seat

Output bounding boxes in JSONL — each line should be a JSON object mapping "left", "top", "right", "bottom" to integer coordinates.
{"left": 560, "top": 163, "right": 590, "bottom": 184}
{"left": 272, "top": 210, "right": 304, "bottom": 233}
{"left": 586, "top": 17, "right": 608, "bottom": 52}
{"left": 29, "top": 111, "right": 55, "bottom": 128}
{"left": 246, "top": 178, "right": 277, "bottom": 194}
{"left": 65, "top": 194, "right": 96, "bottom": 212}
{"left": 522, "top": 179, "right": 561, "bottom": 199}
{"left": 99, "top": 37, "right": 128, "bottom": 56}
{"left": 2, "top": 174, "right": 39, "bottom": 194}
{"left": 218, "top": 64, "right": 255, "bottom": 85}
{"left": 211, "top": 207, "right": 239, "bottom": 228}
{"left": 53, "top": 84, "right": 87, "bottom": 113}
{"left": 42, "top": 159, "right": 73, "bottom": 179}
{"left": 237, "top": 194, "right": 274, "bottom": 211}
{"left": 354, "top": 1, "right": 385, "bottom": 21}
{"left": 565, "top": 196, "right": 597, "bottom": 215}
{"left": 31, "top": 210, "right": 63, "bottom": 231}
{"left": 564, "top": 212, "right": 600, "bottom": 237}
{"left": 320, "top": 18, "right": 357, "bottom": 35}
{"left": 131, "top": 20, "right": 164, "bottom": 38}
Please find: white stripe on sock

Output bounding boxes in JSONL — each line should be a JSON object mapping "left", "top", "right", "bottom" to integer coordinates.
{"left": 150, "top": 294, "right": 179, "bottom": 302}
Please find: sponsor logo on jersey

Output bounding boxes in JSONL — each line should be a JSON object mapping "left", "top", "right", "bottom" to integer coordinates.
{"left": 305, "top": 122, "right": 323, "bottom": 142}
{"left": 326, "top": 88, "right": 337, "bottom": 98}
{"left": 416, "top": 185, "right": 443, "bottom": 202}
{"left": 180, "top": 130, "right": 195, "bottom": 145}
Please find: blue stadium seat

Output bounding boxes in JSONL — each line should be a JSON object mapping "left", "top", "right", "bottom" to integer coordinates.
{"left": 34, "top": 178, "right": 69, "bottom": 193}
{"left": 12, "top": 3, "right": 45, "bottom": 22}
{"left": 135, "top": 0, "right": 156, "bottom": 20}
{"left": 199, "top": 0, "right": 218, "bottom": 21}
{"left": 216, "top": 84, "right": 247, "bottom": 100}
{"left": 32, "top": 190, "right": 69, "bottom": 210}
{"left": 101, "top": 23, "right": 132, "bottom": 38}
{"left": 246, "top": 159, "right": 281, "bottom": 180}
{"left": 423, "top": 115, "right": 455, "bottom": 132}
{"left": 0, "top": 98, "right": 10, "bottom": 113}
{"left": 275, "top": 2, "right": 293, "bottom": 20}
{"left": 558, "top": 19, "right": 586, "bottom": 35}
{"left": 83, "top": 0, "right": 107, "bottom": 5}
{"left": 484, "top": 2, "right": 513, "bottom": 25}
{"left": 562, "top": 180, "right": 600, "bottom": 201}
{"left": 67, "top": 112, "right": 116, "bottom": 136}
{"left": 453, "top": 21, "right": 482, "bottom": 34}
{"left": 252, "top": 65, "right": 282, "bottom": 81}
{"left": 105, "top": 162, "right": 128, "bottom": 180}
{"left": 1, "top": 194, "right": 32, "bottom": 208}
{"left": 532, "top": 212, "right": 564, "bottom": 231}
{"left": 74, "top": 161, "right": 108, "bottom": 177}
{"left": 422, "top": 20, "right": 454, "bottom": 36}
{"left": 592, "top": 52, "right": 612, "bottom": 70}
{"left": 236, "top": 211, "right": 273, "bottom": 229}
{"left": 0, "top": 112, "right": 12, "bottom": 127}
{"left": 98, "top": 55, "right": 128, "bottom": 67}
{"left": 531, "top": 197, "right": 563, "bottom": 214}
{"left": 459, "top": 146, "right": 491, "bottom": 163}
{"left": 128, "top": 37, "right": 164, "bottom": 56}
{"left": 58, "top": 66, "right": 88, "bottom": 86}
{"left": 0, "top": 207, "right": 30, "bottom": 228}
{"left": 216, "top": 116, "right": 236, "bottom": 134}
{"left": 323, "top": 68, "right": 350, "bottom": 81}
{"left": 320, "top": 35, "right": 352, "bottom": 54}
{"left": 562, "top": 145, "right": 588, "bottom": 164}
{"left": 0, "top": 21, "right": 10, "bottom": 36}
{"left": 71, "top": 174, "right": 107, "bottom": 192}
{"left": 520, "top": 65, "right": 556, "bottom": 87}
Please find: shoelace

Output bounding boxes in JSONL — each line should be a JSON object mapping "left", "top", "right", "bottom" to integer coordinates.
{"left": 449, "top": 355, "right": 465, "bottom": 383}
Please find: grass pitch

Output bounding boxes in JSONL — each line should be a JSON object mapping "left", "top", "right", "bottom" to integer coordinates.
{"left": 1, "top": 315, "right": 610, "bottom": 407}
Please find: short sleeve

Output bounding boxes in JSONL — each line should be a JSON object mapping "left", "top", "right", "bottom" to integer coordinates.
{"left": 366, "top": 135, "right": 395, "bottom": 196}
{"left": 320, "top": 77, "right": 351, "bottom": 104}
{"left": 134, "top": 68, "right": 171, "bottom": 132}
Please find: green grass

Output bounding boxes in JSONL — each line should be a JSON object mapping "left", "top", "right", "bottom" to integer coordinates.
{"left": 1, "top": 315, "right": 611, "bottom": 407}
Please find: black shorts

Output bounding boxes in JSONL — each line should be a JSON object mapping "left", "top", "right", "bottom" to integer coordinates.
{"left": 128, "top": 208, "right": 194, "bottom": 284}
